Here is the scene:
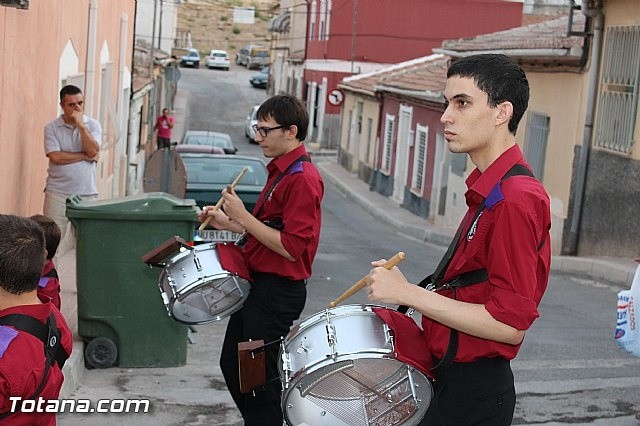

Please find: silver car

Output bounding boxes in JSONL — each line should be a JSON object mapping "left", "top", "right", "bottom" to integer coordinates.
{"left": 181, "top": 130, "right": 238, "bottom": 154}
{"left": 244, "top": 105, "right": 259, "bottom": 143}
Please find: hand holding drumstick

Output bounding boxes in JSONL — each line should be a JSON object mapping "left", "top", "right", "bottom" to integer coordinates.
{"left": 328, "top": 252, "right": 405, "bottom": 308}
{"left": 198, "top": 167, "right": 249, "bottom": 231}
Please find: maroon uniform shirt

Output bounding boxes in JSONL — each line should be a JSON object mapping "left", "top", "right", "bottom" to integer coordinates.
{"left": 243, "top": 144, "right": 324, "bottom": 281}
{"left": 37, "top": 260, "right": 61, "bottom": 310}
{"left": 0, "top": 303, "right": 73, "bottom": 425}
{"left": 422, "top": 145, "right": 551, "bottom": 362}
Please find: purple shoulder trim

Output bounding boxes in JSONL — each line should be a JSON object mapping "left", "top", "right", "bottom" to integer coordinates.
{"left": 289, "top": 161, "right": 304, "bottom": 174}
{"left": 38, "top": 277, "right": 49, "bottom": 288}
{"left": 485, "top": 182, "right": 504, "bottom": 210}
{"left": 0, "top": 326, "right": 19, "bottom": 358}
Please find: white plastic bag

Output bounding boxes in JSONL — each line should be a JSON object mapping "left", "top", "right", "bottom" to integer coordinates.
{"left": 615, "top": 265, "right": 640, "bottom": 357}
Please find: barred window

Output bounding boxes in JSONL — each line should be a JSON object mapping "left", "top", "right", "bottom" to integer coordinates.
{"left": 523, "top": 111, "right": 549, "bottom": 180}
{"left": 411, "top": 124, "right": 428, "bottom": 195}
{"left": 594, "top": 25, "right": 640, "bottom": 154}
{"left": 381, "top": 114, "right": 395, "bottom": 174}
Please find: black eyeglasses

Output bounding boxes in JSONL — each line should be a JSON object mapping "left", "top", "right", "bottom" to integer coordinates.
{"left": 252, "top": 124, "right": 288, "bottom": 138}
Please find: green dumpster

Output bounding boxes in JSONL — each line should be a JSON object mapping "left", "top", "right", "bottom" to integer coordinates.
{"left": 66, "top": 192, "right": 198, "bottom": 368}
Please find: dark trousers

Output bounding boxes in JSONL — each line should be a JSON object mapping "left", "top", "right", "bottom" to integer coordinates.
{"left": 157, "top": 137, "right": 171, "bottom": 149}
{"left": 220, "top": 272, "right": 306, "bottom": 426}
{"left": 419, "top": 357, "right": 516, "bottom": 426}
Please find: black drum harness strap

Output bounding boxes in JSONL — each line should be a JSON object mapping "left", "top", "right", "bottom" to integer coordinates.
{"left": 235, "top": 154, "right": 311, "bottom": 246}
{"left": 398, "top": 164, "right": 541, "bottom": 373}
{"left": 0, "top": 312, "right": 68, "bottom": 419}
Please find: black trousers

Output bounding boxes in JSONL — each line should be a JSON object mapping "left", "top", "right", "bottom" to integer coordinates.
{"left": 157, "top": 137, "right": 171, "bottom": 149}
{"left": 219, "top": 272, "right": 306, "bottom": 426}
{"left": 419, "top": 357, "right": 516, "bottom": 426}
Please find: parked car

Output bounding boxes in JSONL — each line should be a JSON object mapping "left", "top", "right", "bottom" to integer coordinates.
{"left": 244, "top": 105, "right": 260, "bottom": 143}
{"left": 235, "top": 45, "right": 269, "bottom": 69}
{"left": 175, "top": 144, "right": 225, "bottom": 155}
{"left": 180, "top": 48, "right": 200, "bottom": 68}
{"left": 204, "top": 49, "right": 230, "bottom": 70}
{"left": 245, "top": 48, "right": 269, "bottom": 70}
{"left": 181, "top": 130, "right": 238, "bottom": 154}
{"left": 181, "top": 153, "right": 267, "bottom": 242}
{"left": 249, "top": 67, "right": 269, "bottom": 89}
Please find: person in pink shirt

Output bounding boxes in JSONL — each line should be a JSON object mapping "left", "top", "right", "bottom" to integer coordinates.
{"left": 154, "top": 107, "right": 174, "bottom": 149}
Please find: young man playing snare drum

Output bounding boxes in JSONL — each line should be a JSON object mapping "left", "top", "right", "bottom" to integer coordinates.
{"left": 367, "top": 54, "right": 552, "bottom": 425}
{"left": 198, "top": 95, "right": 324, "bottom": 425}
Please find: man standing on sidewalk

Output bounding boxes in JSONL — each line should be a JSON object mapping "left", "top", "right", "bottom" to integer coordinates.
{"left": 43, "top": 85, "right": 101, "bottom": 256}
{"left": 198, "top": 95, "right": 324, "bottom": 425}
{"left": 367, "top": 54, "right": 551, "bottom": 425}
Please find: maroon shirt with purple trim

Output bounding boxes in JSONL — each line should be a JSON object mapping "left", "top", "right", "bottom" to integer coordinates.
{"left": 37, "top": 260, "right": 61, "bottom": 310}
{"left": 243, "top": 144, "right": 324, "bottom": 281}
{"left": 422, "top": 144, "right": 551, "bottom": 362}
{"left": 0, "top": 303, "right": 73, "bottom": 424}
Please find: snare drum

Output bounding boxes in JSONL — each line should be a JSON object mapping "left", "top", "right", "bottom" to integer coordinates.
{"left": 279, "top": 304, "right": 433, "bottom": 426}
{"left": 158, "top": 243, "right": 251, "bottom": 324}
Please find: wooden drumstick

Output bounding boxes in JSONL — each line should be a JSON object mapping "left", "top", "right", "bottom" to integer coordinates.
{"left": 198, "top": 167, "right": 249, "bottom": 231}
{"left": 328, "top": 251, "right": 406, "bottom": 308}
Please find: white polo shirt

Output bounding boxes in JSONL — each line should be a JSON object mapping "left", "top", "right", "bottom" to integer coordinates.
{"left": 44, "top": 115, "right": 102, "bottom": 196}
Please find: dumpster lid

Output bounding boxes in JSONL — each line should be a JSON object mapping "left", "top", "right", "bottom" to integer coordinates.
{"left": 66, "top": 192, "right": 199, "bottom": 220}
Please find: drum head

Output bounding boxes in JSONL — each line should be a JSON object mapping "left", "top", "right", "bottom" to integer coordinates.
{"left": 281, "top": 305, "right": 432, "bottom": 425}
{"left": 170, "top": 275, "right": 250, "bottom": 324}
{"left": 158, "top": 244, "right": 251, "bottom": 325}
{"left": 282, "top": 358, "right": 432, "bottom": 426}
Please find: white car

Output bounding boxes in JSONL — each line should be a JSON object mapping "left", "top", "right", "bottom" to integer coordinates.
{"left": 204, "top": 49, "right": 230, "bottom": 70}
{"left": 244, "top": 105, "right": 259, "bottom": 143}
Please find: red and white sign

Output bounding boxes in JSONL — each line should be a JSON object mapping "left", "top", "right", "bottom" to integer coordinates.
{"left": 327, "top": 88, "right": 345, "bottom": 106}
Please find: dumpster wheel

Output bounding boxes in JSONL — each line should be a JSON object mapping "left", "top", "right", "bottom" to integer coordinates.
{"left": 85, "top": 337, "right": 118, "bottom": 369}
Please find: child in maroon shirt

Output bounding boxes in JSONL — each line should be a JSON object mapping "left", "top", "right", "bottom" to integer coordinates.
{"left": 29, "top": 215, "right": 62, "bottom": 310}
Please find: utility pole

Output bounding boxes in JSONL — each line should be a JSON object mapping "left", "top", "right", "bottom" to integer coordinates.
{"left": 149, "top": 0, "right": 158, "bottom": 146}
{"left": 158, "top": 0, "right": 163, "bottom": 50}
{"left": 150, "top": 0, "right": 157, "bottom": 78}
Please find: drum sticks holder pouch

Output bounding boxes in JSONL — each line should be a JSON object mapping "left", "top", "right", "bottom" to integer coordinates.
{"left": 615, "top": 264, "right": 640, "bottom": 357}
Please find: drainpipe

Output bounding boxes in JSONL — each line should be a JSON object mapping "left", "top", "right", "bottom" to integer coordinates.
{"left": 85, "top": 0, "right": 98, "bottom": 116}
{"left": 566, "top": 0, "right": 604, "bottom": 255}
{"left": 113, "top": 13, "right": 129, "bottom": 198}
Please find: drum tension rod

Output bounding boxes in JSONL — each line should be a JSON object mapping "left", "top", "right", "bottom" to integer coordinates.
{"left": 146, "top": 262, "right": 166, "bottom": 269}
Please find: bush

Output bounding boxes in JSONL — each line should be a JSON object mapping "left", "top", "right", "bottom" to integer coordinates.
{"left": 232, "top": 27, "right": 241, "bottom": 35}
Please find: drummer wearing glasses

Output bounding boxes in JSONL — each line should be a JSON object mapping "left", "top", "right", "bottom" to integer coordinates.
{"left": 198, "top": 95, "right": 324, "bottom": 425}
{"left": 367, "top": 54, "right": 552, "bottom": 425}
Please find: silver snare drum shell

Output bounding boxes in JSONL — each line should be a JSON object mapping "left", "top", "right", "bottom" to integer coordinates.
{"left": 279, "top": 304, "right": 433, "bottom": 426}
{"left": 158, "top": 243, "right": 251, "bottom": 325}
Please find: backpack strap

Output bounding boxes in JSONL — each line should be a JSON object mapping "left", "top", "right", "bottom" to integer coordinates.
{"left": 0, "top": 312, "right": 67, "bottom": 419}
{"left": 43, "top": 267, "right": 59, "bottom": 280}
{"left": 0, "top": 313, "right": 67, "bottom": 369}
